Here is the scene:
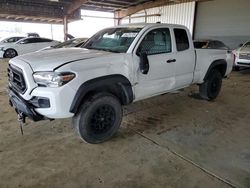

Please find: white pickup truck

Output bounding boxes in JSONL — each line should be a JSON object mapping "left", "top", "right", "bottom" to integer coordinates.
{"left": 8, "top": 23, "right": 233, "bottom": 143}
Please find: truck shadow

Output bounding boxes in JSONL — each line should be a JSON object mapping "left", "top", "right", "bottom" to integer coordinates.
{"left": 188, "top": 92, "right": 203, "bottom": 100}
{"left": 115, "top": 92, "right": 195, "bottom": 139}
{"left": 236, "top": 67, "right": 250, "bottom": 74}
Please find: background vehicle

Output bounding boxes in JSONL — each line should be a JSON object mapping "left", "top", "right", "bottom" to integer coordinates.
{"left": 39, "top": 38, "right": 88, "bottom": 51}
{"left": 194, "top": 40, "right": 233, "bottom": 72}
{"left": 26, "top": 32, "right": 40, "bottom": 37}
{"left": 194, "top": 40, "right": 230, "bottom": 50}
{"left": 8, "top": 24, "right": 233, "bottom": 143}
{"left": 0, "top": 36, "right": 24, "bottom": 45}
{"left": 233, "top": 41, "right": 250, "bottom": 71}
{"left": 0, "top": 37, "right": 59, "bottom": 58}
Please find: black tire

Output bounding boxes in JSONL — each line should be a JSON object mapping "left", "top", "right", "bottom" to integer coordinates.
{"left": 3, "top": 49, "right": 18, "bottom": 58}
{"left": 73, "top": 92, "right": 122, "bottom": 144}
{"left": 199, "top": 69, "right": 223, "bottom": 101}
{"left": 233, "top": 66, "right": 240, "bottom": 71}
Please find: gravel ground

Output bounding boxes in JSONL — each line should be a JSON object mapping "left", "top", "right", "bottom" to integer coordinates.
{"left": 0, "top": 58, "right": 249, "bottom": 188}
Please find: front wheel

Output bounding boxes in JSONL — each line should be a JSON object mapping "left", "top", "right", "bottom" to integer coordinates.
{"left": 4, "top": 49, "right": 17, "bottom": 58}
{"left": 199, "top": 69, "right": 223, "bottom": 100}
{"left": 73, "top": 92, "right": 122, "bottom": 144}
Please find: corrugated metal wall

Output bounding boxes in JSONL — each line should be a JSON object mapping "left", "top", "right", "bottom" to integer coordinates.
{"left": 194, "top": 0, "right": 250, "bottom": 49}
{"left": 121, "top": 2, "right": 196, "bottom": 35}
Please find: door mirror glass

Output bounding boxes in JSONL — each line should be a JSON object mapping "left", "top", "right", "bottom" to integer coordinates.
{"left": 139, "top": 52, "right": 149, "bottom": 74}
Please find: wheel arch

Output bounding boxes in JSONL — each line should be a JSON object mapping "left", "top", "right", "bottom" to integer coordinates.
{"left": 203, "top": 59, "right": 227, "bottom": 81}
{"left": 70, "top": 74, "right": 134, "bottom": 114}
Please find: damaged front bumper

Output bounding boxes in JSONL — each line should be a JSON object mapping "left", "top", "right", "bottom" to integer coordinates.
{"left": 8, "top": 88, "right": 46, "bottom": 122}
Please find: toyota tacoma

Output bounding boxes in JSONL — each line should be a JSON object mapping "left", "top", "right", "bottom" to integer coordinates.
{"left": 8, "top": 23, "right": 233, "bottom": 143}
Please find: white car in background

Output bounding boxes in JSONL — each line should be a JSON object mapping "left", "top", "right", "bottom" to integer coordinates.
{"left": 39, "top": 37, "right": 88, "bottom": 51}
{"left": 233, "top": 41, "right": 250, "bottom": 71}
{"left": 0, "top": 36, "right": 25, "bottom": 45}
{"left": 0, "top": 37, "right": 59, "bottom": 58}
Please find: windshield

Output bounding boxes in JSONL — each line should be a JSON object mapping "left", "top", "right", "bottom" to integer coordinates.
{"left": 83, "top": 27, "right": 142, "bottom": 53}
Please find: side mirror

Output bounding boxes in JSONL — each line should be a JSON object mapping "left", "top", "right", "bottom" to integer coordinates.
{"left": 239, "top": 43, "right": 243, "bottom": 47}
{"left": 139, "top": 52, "right": 149, "bottom": 74}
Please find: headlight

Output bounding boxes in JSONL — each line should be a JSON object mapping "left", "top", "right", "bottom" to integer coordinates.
{"left": 33, "top": 72, "right": 75, "bottom": 87}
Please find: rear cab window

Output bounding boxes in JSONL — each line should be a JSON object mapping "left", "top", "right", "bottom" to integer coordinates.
{"left": 174, "top": 28, "right": 190, "bottom": 51}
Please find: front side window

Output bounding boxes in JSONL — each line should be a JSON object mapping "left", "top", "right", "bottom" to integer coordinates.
{"left": 26, "top": 38, "right": 38, "bottom": 43}
{"left": 174, "top": 29, "right": 190, "bottom": 51}
{"left": 18, "top": 39, "right": 31, "bottom": 44}
{"left": 137, "top": 28, "right": 172, "bottom": 55}
{"left": 15, "top": 37, "right": 24, "bottom": 42}
{"left": 83, "top": 27, "right": 142, "bottom": 53}
{"left": 6, "top": 37, "right": 17, "bottom": 43}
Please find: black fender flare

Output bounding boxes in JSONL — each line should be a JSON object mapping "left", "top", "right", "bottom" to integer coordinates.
{"left": 70, "top": 74, "right": 134, "bottom": 114}
{"left": 204, "top": 59, "right": 227, "bottom": 81}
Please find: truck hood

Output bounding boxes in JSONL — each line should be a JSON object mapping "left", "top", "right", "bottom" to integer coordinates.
{"left": 16, "top": 48, "right": 111, "bottom": 71}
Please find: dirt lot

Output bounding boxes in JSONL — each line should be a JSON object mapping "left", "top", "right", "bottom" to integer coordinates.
{"left": 0, "top": 58, "right": 249, "bottom": 188}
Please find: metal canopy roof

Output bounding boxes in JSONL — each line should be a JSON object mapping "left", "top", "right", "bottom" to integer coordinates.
{"left": 81, "top": 0, "right": 153, "bottom": 12}
{"left": 0, "top": 0, "right": 78, "bottom": 24}
{"left": 0, "top": 0, "right": 208, "bottom": 24}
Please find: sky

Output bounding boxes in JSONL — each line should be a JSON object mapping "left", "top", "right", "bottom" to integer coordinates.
{"left": 0, "top": 10, "right": 115, "bottom": 42}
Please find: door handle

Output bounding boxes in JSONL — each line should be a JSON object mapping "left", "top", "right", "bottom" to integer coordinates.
{"left": 167, "top": 59, "right": 176, "bottom": 63}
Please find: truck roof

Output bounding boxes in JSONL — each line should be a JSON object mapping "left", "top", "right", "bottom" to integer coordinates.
{"left": 110, "top": 23, "right": 187, "bottom": 29}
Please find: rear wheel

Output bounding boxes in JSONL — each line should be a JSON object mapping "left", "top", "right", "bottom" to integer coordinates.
{"left": 73, "top": 92, "right": 122, "bottom": 144}
{"left": 199, "top": 69, "right": 223, "bottom": 100}
{"left": 4, "top": 49, "right": 17, "bottom": 58}
{"left": 233, "top": 66, "right": 240, "bottom": 71}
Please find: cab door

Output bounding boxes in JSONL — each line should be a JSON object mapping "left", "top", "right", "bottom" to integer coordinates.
{"left": 133, "top": 27, "right": 176, "bottom": 100}
{"left": 173, "top": 28, "right": 196, "bottom": 88}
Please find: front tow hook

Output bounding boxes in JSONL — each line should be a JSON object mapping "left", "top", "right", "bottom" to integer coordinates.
{"left": 17, "top": 112, "right": 26, "bottom": 135}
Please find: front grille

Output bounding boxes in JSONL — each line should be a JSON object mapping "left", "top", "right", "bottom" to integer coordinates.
{"left": 8, "top": 65, "right": 27, "bottom": 94}
{"left": 239, "top": 53, "right": 250, "bottom": 60}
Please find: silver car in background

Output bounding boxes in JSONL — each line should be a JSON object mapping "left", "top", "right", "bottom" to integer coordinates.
{"left": 233, "top": 41, "right": 250, "bottom": 71}
{"left": 39, "top": 37, "right": 88, "bottom": 51}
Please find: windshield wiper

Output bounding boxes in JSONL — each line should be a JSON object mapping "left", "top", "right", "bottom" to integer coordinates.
{"left": 100, "top": 49, "right": 121, "bottom": 53}
{"left": 85, "top": 47, "right": 121, "bottom": 53}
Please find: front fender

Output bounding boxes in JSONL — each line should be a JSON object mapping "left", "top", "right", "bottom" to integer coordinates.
{"left": 69, "top": 74, "right": 134, "bottom": 114}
